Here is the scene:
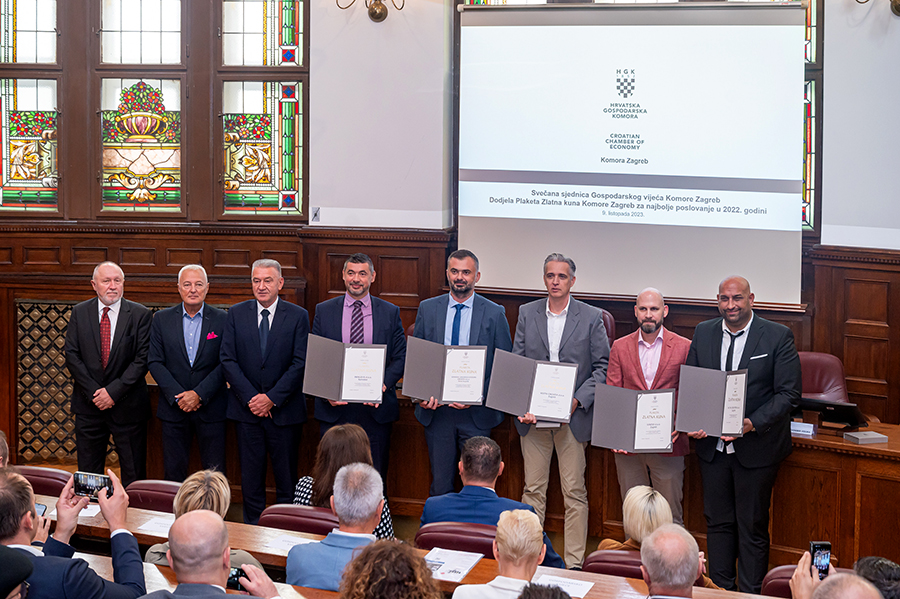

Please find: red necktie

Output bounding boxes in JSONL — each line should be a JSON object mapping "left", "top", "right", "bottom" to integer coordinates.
{"left": 100, "top": 306, "right": 111, "bottom": 368}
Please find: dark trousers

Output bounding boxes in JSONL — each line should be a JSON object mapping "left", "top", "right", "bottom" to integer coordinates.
{"left": 235, "top": 418, "right": 302, "bottom": 524}
{"left": 423, "top": 407, "right": 491, "bottom": 496}
{"left": 699, "top": 449, "right": 781, "bottom": 594}
{"left": 159, "top": 415, "right": 227, "bottom": 482}
{"left": 319, "top": 404, "right": 392, "bottom": 486}
{"left": 75, "top": 414, "right": 147, "bottom": 488}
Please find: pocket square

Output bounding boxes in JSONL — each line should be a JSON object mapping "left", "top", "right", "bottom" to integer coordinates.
{"left": 206, "top": 332, "right": 218, "bottom": 340}
{"left": 750, "top": 353, "right": 768, "bottom": 360}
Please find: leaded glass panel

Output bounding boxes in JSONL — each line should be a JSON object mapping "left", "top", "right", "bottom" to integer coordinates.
{"left": 802, "top": 79, "right": 815, "bottom": 230}
{"left": 222, "top": 81, "right": 302, "bottom": 215}
{"left": 101, "top": 0, "right": 181, "bottom": 64}
{"left": 101, "top": 78, "right": 181, "bottom": 212}
{"left": 0, "top": 78, "right": 58, "bottom": 212}
{"left": 222, "top": 1, "right": 303, "bottom": 66}
{"left": 0, "top": 0, "right": 57, "bottom": 63}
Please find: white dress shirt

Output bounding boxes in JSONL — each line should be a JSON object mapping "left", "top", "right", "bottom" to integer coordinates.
{"left": 546, "top": 296, "right": 571, "bottom": 363}
{"left": 638, "top": 327, "right": 665, "bottom": 389}
{"left": 98, "top": 297, "right": 122, "bottom": 345}
{"left": 257, "top": 297, "right": 279, "bottom": 328}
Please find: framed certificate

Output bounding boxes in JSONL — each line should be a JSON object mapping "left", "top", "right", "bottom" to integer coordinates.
{"left": 303, "top": 334, "right": 387, "bottom": 403}
{"left": 529, "top": 362, "right": 579, "bottom": 423}
{"left": 486, "top": 350, "right": 579, "bottom": 424}
{"left": 592, "top": 384, "right": 675, "bottom": 453}
{"left": 675, "top": 365, "right": 748, "bottom": 437}
{"left": 402, "top": 336, "right": 488, "bottom": 405}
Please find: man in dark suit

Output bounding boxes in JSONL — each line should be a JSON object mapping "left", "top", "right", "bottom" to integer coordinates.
{"left": 140, "top": 510, "right": 281, "bottom": 599}
{"left": 0, "top": 468, "right": 145, "bottom": 599}
{"left": 514, "top": 253, "right": 609, "bottom": 569}
{"left": 413, "top": 249, "right": 512, "bottom": 497}
{"left": 220, "top": 259, "right": 308, "bottom": 524}
{"left": 149, "top": 265, "right": 228, "bottom": 482}
{"left": 64, "top": 261, "right": 152, "bottom": 487}
{"left": 685, "top": 275, "right": 801, "bottom": 593}
{"left": 420, "top": 436, "right": 564, "bottom": 569}
{"left": 311, "top": 253, "right": 406, "bottom": 482}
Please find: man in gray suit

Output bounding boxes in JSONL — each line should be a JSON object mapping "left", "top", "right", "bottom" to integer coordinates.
{"left": 140, "top": 510, "right": 281, "bottom": 599}
{"left": 513, "top": 253, "right": 609, "bottom": 569}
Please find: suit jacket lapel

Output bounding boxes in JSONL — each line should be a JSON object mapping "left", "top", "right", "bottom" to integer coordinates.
{"left": 371, "top": 297, "right": 384, "bottom": 344}
{"left": 194, "top": 305, "right": 212, "bottom": 363}
{"left": 738, "top": 316, "right": 764, "bottom": 369}
{"left": 710, "top": 318, "right": 724, "bottom": 369}
{"left": 649, "top": 328, "right": 674, "bottom": 389}
{"left": 89, "top": 298, "right": 103, "bottom": 360}
{"left": 558, "top": 300, "right": 579, "bottom": 351}
{"left": 108, "top": 300, "right": 129, "bottom": 363}
{"left": 263, "top": 300, "right": 288, "bottom": 363}
{"left": 535, "top": 301, "right": 550, "bottom": 354}
{"left": 435, "top": 297, "right": 449, "bottom": 343}
{"left": 469, "top": 295, "right": 485, "bottom": 346}
{"left": 628, "top": 331, "right": 649, "bottom": 390}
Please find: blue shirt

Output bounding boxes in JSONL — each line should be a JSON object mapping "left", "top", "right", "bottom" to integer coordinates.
{"left": 444, "top": 293, "right": 475, "bottom": 345}
{"left": 183, "top": 304, "right": 204, "bottom": 366}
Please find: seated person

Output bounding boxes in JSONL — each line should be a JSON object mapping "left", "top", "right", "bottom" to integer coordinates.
{"left": 340, "top": 540, "right": 441, "bottom": 599}
{"left": 791, "top": 553, "right": 884, "bottom": 599}
{"left": 855, "top": 556, "right": 900, "bottom": 599}
{"left": 141, "top": 509, "right": 282, "bottom": 599}
{"left": 420, "top": 437, "right": 564, "bottom": 569}
{"left": 452, "top": 510, "right": 546, "bottom": 599}
{"left": 640, "top": 524, "right": 704, "bottom": 599}
{"left": 0, "top": 467, "right": 146, "bottom": 599}
{"left": 598, "top": 486, "right": 717, "bottom": 589}
{"left": 287, "top": 463, "right": 383, "bottom": 591}
{"left": 0, "top": 544, "right": 33, "bottom": 599}
{"left": 144, "top": 470, "right": 262, "bottom": 570}
{"left": 294, "top": 424, "right": 393, "bottom": 539}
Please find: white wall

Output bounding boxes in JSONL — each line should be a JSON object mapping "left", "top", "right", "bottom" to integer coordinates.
{"left": 821, "top": 0, "right": 900, "bottom": 249}
{"left": 309, "top": 0, "right": 453, "bottom": 229}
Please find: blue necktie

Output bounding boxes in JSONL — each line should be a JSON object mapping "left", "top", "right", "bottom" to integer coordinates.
{"left": 451, "top": 304, "right": 464, "bottom": 346}
{"left": 260, "top": 309, "right": 270, "bottom": 355}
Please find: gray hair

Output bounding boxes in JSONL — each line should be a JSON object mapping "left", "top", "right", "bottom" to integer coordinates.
{"left": 177, "top": 264, "right": 208, "bottom": 283}
{"left": 640, "top": 524, "right": 699, "bottom": 593}
{"left": 813, "top": 574, "right": 884, "bottom": 599}
{"left": 543, "top": 253, "right": 576, "bottom": 276}
{"left": 333, "top": 463, "right": 383, "bottom": 527}
{"left": 92, "top": 261, "right": 124, "bottom": 280}
{"left": 251, "top": 259, "right": 282, "bottom": 278}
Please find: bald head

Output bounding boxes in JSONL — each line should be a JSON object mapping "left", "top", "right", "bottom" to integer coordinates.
{"left": 813, "top": 573, "right": 884, "bottom": 599}
{"left": 167, "top": 510, "right": 229, "bottom": 583}
{"left": 718, "top": 276, "right": 750, "bottom": 296}
{"left": 717, "top": 275, "right": 754, "bottom": 332}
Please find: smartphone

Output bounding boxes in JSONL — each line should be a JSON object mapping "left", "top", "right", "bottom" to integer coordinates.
{"left": 73, "top": 471, "right": 113, "bottom": 500}
{"left": 810, "top": 541, "right": 831, "bottom": 580}
{"left": 35, "top": 503, "right": 47, "bottom": 517}
{"left": 227, "top": 567, "right": 246, "bottom": 592}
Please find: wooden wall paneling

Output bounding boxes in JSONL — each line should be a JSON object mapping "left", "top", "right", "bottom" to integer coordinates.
{"left": 853, "top": 459, "right": 900, "bottom": 564}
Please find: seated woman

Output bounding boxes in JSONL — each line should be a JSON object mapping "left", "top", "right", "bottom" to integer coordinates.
{"left": 340, "top": 540, "right": 441, "bottom": 599}
{"left": 598, "top": 485, "right": 718, "bottom": 589}
{"left": 144, "top": 469, "right": 263, "bottom": 569}
{"left": 294, "top": 424, "right": 394, "bottom": 539}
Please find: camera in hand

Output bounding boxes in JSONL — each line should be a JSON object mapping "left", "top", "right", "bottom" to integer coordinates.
{"left": 73, "top": 471, "right": 113, "bottom": 500}
{"left": 227, "top": 567, "right": 247, "bottom": 591}
{"left": 35, "top": 503, "right": 47, "bottom": 517}
{"left": 810, "top": 541, "right": 831, "bottom": 580}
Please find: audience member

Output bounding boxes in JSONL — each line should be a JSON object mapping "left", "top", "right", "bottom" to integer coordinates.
{"left": 812, "top": 574, "right": 884, "bottom": 599}
{"left": 0, "top": 431, "right": 8, "bottom": 468}
{"left": 286, "top": 463, "right": 383, "bottom": 591}
{"left": 420, "top": 436, "right": 564, "bottom": 568}
{"left": 856, "top": 557, "right": 900, "bottom": 599}
{"left": 0, "top": 467, "right": 145, "bottom": 599}
{"left": 144, "top": 470, "right": 262, "bottom": 569}
{"left": 452, "top": 510, "right": 545, "bottom": 599}
{"left": 517, "top": 584, "right": 572, "bottom": 599}
{"left": 339, "top": 540, "right": 441, "bottom": 599}
{"left": 140, "top": 510, "right": 281, "bottom": 599}
{"left": 640, "top": 524, "right": 703, "bottom": 599}
{"left": 0, "top": 544, "right": 32, "bottom": 599}
{"left": 294, "top": 424, "right": 394, "bottom": 539}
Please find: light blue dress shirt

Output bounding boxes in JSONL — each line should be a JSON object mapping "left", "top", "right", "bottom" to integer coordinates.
{"left": 182, "top": 304, "right": 204, "bottom": 366}
{"left": 443, "top": 293, "right": 475, "bottom": 345}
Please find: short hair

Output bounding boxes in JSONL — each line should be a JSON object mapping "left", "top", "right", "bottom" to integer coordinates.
{"left": 448, "top": 249, "right": 479, "bottom": 272}
{"left": 167, "top": 510, "right": 229, "bottom": 577}
{"left": 0, "top": 469, "right": 33, "bottom": 542}
{"left": 177, "top": 264, "right": 208, "bottom": 283}
{"left": 518, "top": 583, "right": 572, "bottom": 599}
{"left": 856, "top": 556, "right": 900, "bottom": 599}
{"left": 344, "top": 253, "right": 375, "bottom": 273}
{"left": 460, "top": 436, "right": 501, "bottom": 483}
{"left": 173, "top": 470, "right": 232, "bottom": 519}
{"left": 622, "top": 485, "right": 673, "bottom": 543}
{"left": 813, "top": 573, "right": 884, "bottom": 599}
{"left": 311, "top": 424, "right": 373, "bottom": 508}
{"left": 543, "top": 253, "right": 576, "bottom": 276}
{"left": 340, "top": 540, "right": 442, "bottom": 599}
{"left": 495, "top": 510, "right": 544, "bottom": 567}
{"left": 640, "top": 524, "right": 699, "bottom": 593}
{"left": 333, "top": 463, "right": 383, "bottom": 527}
{"left": 92, "top": 261, "right": 124, "bottom": 280}
{"left": 251, "top": 259, "right": 282, "bottom": 278}
{"left": 0, "top": 430, "right": 8, "bottom": 466}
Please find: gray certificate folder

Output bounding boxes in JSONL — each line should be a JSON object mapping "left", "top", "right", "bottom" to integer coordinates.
{"left": 485, "top": 350, "right": 537, "bottom": 417}
{"left": 675, "top": 365, "right": 748, "bottom": 437}
{"left": 592, "top": 384, "right": 675, "bottom": 453}
{"left": 302, "top": 334, "right": 387, "bottom": 403}
{"left": 402, "top": 336, "right": 448, "bottom": 402}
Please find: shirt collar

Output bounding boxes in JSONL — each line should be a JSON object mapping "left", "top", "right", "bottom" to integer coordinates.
{"left": 98, "top": 298, "right": 122, "bottom": 315}
{"left": 546, "top": 296, "right": 571, "bottom": 318}
{"left": 9, "top": 543, "right": 43, "bottom": 556}
{"left": 257, "top": 297, "right": 278, "bottom": 316}
{"left": 331, "top": 529, "right": 377, "bottom": 540}
{"left": 182, "top": 303, "right": 204, "bottom": 319}
{"left": 449, "top": 293, "right": 475, "bottom": 310}
{"left": 722, "top": 312, "right": 754, "bottom": 336}
{"left": 344, "top": 293, "right": 371, "bottom": 308}
{"left": 638, "top": 326, "right": 664, "bottom": 349}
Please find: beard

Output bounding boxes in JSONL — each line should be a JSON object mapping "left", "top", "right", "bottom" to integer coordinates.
{"left": 640, "top": 320, "right": 661, "bottom": 334}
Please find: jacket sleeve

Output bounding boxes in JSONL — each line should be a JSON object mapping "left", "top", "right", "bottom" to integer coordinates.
{"left": 746, "top": 326, "right": 802, "bottom": 434}
{"left": 147, "top": 312, "right": 185, "bottom": 406}
{"left": 512, "top": 307, "right": 527, "bottom": 357}
{"left": 105, "top": 306, "right": 152, "bottom": 402}
{"left": 574, "top": 309, "right": 610, "bottom": 409}
{"left": 383, "top": 306, "right": 407, "bottom": 390}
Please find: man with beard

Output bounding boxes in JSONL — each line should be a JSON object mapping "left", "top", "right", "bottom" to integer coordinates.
{"left": 606, "top": 288, "right": 691, "bottom": 524}
{"left": 413, "top": 249, "right": 512, "bottom": 496}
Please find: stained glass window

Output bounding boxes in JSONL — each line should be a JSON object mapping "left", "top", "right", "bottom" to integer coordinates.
{"left": 222, "top": 1, "right": 303, "bottom": 66}
{"left": 101, "top": 0, "right": 181, "bottom": 64}
{"left": 0, "top": 78, "right": 58, "bottom": 211}
{"left": 101, "top": 78, "right": 181, "bottom": 212}
{"left": 802, "top": 79, "right": 815, "bottom": 230}
{"left": 0, "top": 0, "right": 57, "bottom": 63}
{"left": 222, "top": 81, "right": 302, "bottom": 215}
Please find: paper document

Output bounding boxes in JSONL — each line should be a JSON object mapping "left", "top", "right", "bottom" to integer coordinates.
{"left": 633, "top": 391, "right": 674, "bottom": 451}
{"left": 138, "top": 516, "right": 175, "bottom": 535}
{"left": 424, "top": 547, "right": 483, "bottom": 582}
{"left": 721, "top": 372, "right": 747, "bottom": 435}
{"left": 49, "top": 505, "right": 101, "bottom": 519}
{"left": 441, "top": 347, "right": 487, "bottom": 404}
{"left": 533, "top": 574, "right": 595, "bottom": 598}
{"left": 530, "top": 362, "right": 578, "bottom": 422}
{"left": 341, "top": 346, "right": 386, "bottom": 402}
{"left": 265, "top": 534, "right": 316, "bottom": 551}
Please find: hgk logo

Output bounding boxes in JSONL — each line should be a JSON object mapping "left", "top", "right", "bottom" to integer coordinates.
{"left": 616, "top": 69, "right": 636, "bottom": 99}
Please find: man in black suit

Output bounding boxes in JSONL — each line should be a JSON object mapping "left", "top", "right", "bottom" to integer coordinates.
{"left": 686, "top": 275, "right": 801, "bottom": 593}
{"left": 149, "top": 265, "right": 228, "bottom": 482}
{"left": 311, "top": 253, "right": 406, "bottom": 482}
{"left": 220, "top": 259, "right": 308, "bottom": 524}
{"left": 65, "top": 261, "right": 152, "bottom": 487}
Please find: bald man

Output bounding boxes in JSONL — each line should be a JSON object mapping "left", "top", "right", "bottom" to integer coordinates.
{"left": 606, "top": 288, "right": 691, "bottom": 524}
{"left": 685, "top": 276, "right": 801, "bottom": 593}
{"left": 141, "top": 510, "right": 281, "bottom": 599}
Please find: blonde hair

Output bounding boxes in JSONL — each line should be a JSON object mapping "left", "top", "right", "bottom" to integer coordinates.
{"left": 173, "top": 470, "right": 231, "bottom": 519}
{"left": 622, "top": 485, "right": 672, "bottom": 544}
{"left": 495, "top": 510, "right": 544, "bottom": 567}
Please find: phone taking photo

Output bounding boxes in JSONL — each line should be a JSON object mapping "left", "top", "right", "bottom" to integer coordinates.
{"left": 73, "top": 471, "right": 113, "bottom": 500}
{"left": 227, "top": 567, "right": 246, "bottom": 591}
{"left": 35, "top": 503, "right": 47, "bottom": 517}
{"left": 810, "top": 541, "right": 831, "bottom": 580}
